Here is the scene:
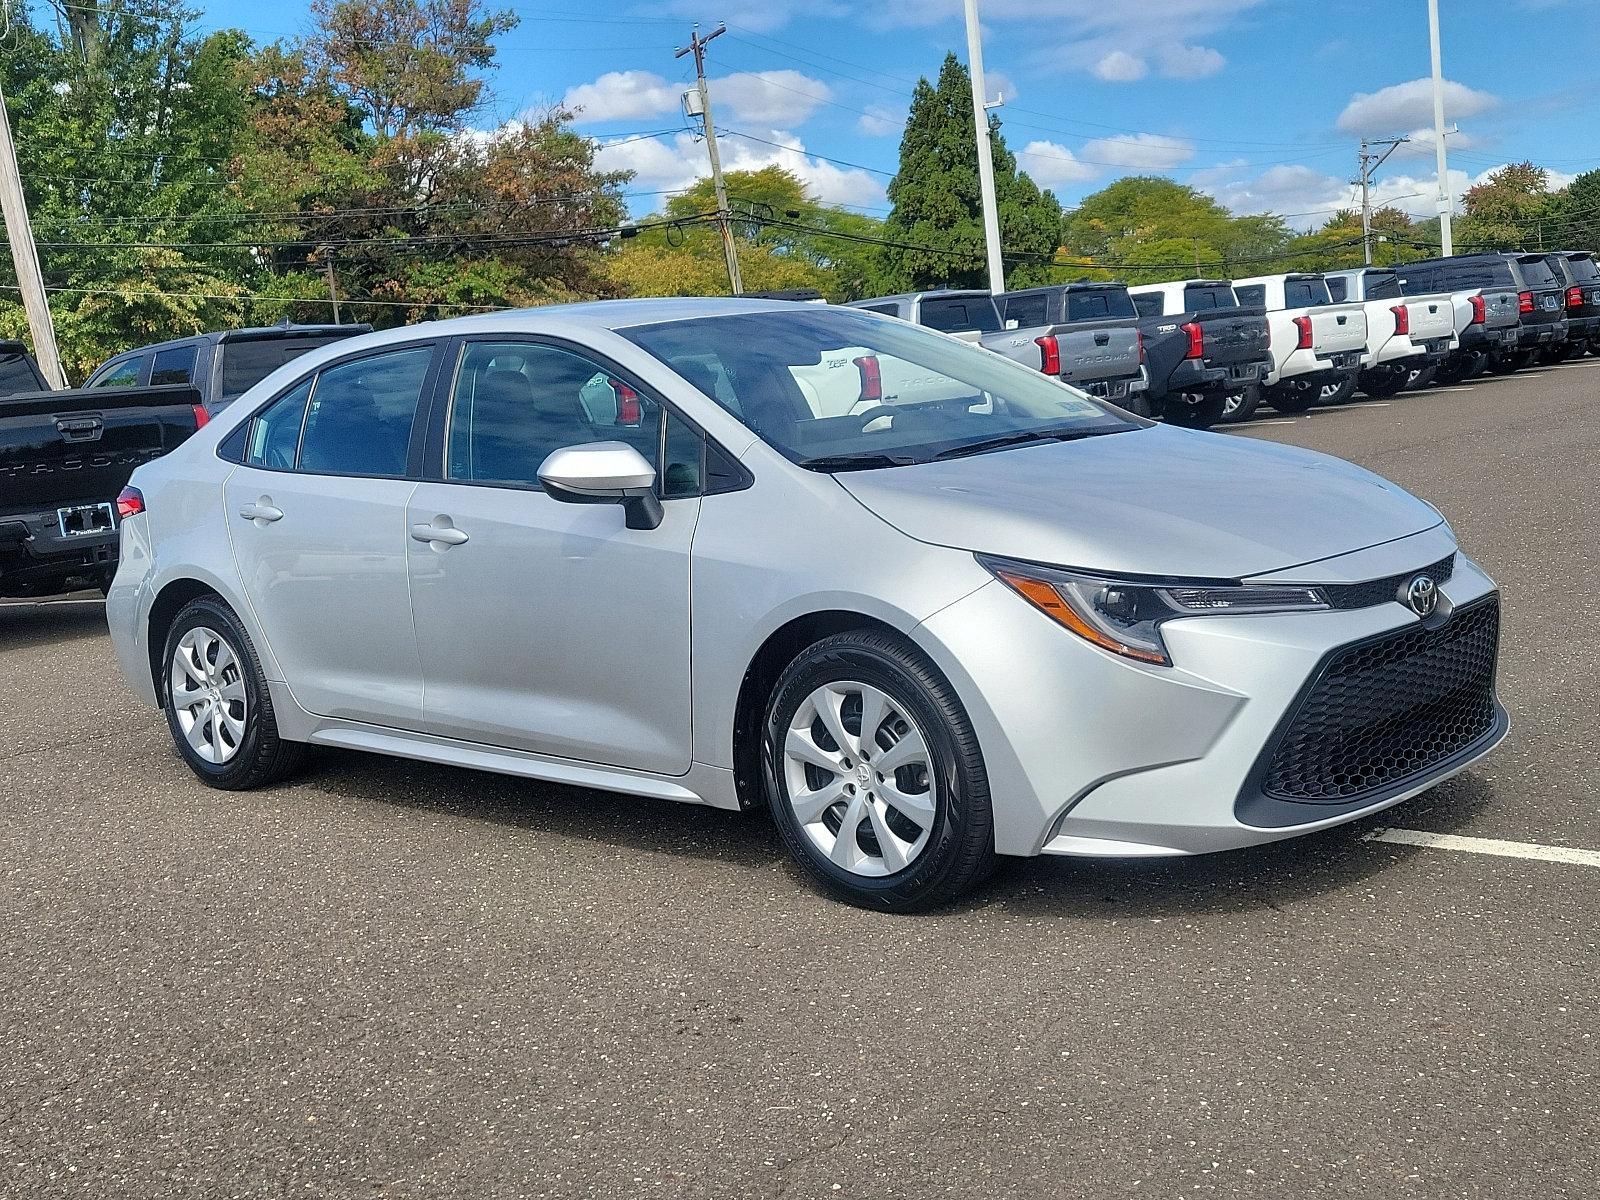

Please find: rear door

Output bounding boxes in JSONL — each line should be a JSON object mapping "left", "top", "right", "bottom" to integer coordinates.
{"left": 222, "top": 341, "right": 439, "bottom": 728}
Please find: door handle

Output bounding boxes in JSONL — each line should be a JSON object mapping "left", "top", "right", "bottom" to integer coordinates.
{"left": 411, "top": 522, "right": 469, "bottom": 546}
{"left": 239, "top": 500, "right": 284, "bottom": 524}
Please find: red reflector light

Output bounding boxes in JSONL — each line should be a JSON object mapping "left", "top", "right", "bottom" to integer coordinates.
{"left": 1293, "top": 315, "right": 1313, "bottom": 350}
{"left": 1391, "top": 304, "right": 1409, "bottom": 336}
{"left": 853, "top": 355, "right": 882, "bottom": 402}
{"left": 1519, "top": 290, "right": 1535, "bottom": 314}
{"left": 1469, "top": 294, "right": 1486, "bottom": 325}
{"left": 1568, "top": 286, "right": 1585, "bottom": 309}
{"left": 192, "top": 404, "right": 209, "bottom": 429}
{"left": 1035, "top": 334, "right": 1061, "bottom": 375}
{"left": 1181, "top": 321, "right": 1203, "bottom": 359}
{"left": 610, "top": 379, "right": 642, "bottom": 425}
{"left": 115, "top": 486, "right": 144, "bottom": 519}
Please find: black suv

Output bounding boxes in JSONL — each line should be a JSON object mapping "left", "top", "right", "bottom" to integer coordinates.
{"left": 1398, "top": 253, "right": 1568, "bottom": 371}
{"left": 1542, "top": 251, "right": 1600, "bottom": 360}
{"left": 84, "top": 322, "right": 372, "bottom": 413}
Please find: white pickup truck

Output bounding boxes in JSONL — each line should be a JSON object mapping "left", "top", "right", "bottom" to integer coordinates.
{"left": 1231, "top": 273, "right": 1368, "bottom": 413}
{"left": 1322, "top": 267, "right": 1457, "bottom": 397}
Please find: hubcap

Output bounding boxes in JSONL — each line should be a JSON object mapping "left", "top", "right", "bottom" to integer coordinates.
{"left": 169, "top": 627, "right": 247, "bottom": 765}
{"left": 782, "top": 681, "right": 937, "bottom": 878}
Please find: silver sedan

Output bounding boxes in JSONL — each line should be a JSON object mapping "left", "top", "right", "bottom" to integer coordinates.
{"left": 106, "top": 299, "right": 1506, "bottom": 909}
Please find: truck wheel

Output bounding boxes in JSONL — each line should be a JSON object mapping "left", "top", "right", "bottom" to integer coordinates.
{"left": 1405, "top": 364, "right": 1438, "bottom": 391}
{"left": 1434, "top": 354, "right": 1471, "bottom": 386}
{"left": 1218, "top": 385, "right": 1261, "bottom": 424}
{"left": 1261, "top": 382, "right": 1317, "bottom": 413}
{"left": 1319, "top": 375, "right": 1357, "bottom": 405}
{"left": 1161, "top": 393, "right": 1227, "bottom": 430}
{"left": 1356, "top": 365, "right": 1408, "bottom": 399}
{"left": 1118, "top": 392, "right": 1154, "bottom": 419}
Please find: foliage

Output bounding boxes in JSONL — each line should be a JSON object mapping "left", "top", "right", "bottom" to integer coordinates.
{"left": 1547, "top": 168, "right": 1600, "bottom": 251}
{"left": 877, "top": 53, "right": 1062, "bottom": 291}
{"left": 1062, "top": 176, "right": 1291, "bottom": 279}
{"left": 1458, "top": 161, "right": 1557, "bottom": 252}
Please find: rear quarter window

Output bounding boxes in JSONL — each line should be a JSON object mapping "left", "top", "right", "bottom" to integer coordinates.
{"left": 1284, "top": 278, "right": 1332, "bottom": 308}
{"left": 1003, "top": 293, "right": 1049, "bottom": 327}
{"left": 1233, "top": 285, "right": 1266, "bottom": 308}
{"left": 1183, "top": 285, "right": 1236, "bottom": 311}
{"left": 1131, "top": 293, "right": 1165, "bottom": 319}
{"left": 1364, "top": 273, "right": 1402, "bottom": 301}
{"left": 919, "top": 298, "right": 1001, "bottom": 334}
{"left": 1066, "top": 289, "right": 1136, "bottom": 321}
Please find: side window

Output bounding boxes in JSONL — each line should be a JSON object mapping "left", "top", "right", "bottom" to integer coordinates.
{"left": 863, "top": 304, "right": 900, "bottom": 318}
{"left": 1326, "top": 277, "right": 1348, "bottom": 302}
{"left": 446, "top": 342, "right": 661, "bottom": 490}
{"left": 1235, "top": 285, "right": 1266, "bottom": 308}
{"left": 245, "top": 378, "right": 314, "bottom": 470}
{"left": 1131, "top": 293, "right": 1163, "bottom": 319}
{"left": 1005, "top": 293, "right": 1048, "bottom": 326}
{"left": 150, "top": 345, "right": 198, "bottom": 386}
{"left": 298, "top": 345, "right": 431, "bottom": 477}
{"left": 93, "top": 356, "right": 144, "bottom": 388}
{"left": 662, "top": 410, "right": 705, "bottom": 499}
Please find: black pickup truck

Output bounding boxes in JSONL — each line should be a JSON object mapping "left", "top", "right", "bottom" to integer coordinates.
{"left": 1126, "top": 280, "right": 1273, "bottom": 427}
{"left": 1, "top": 380, "right": 206, "bottom": 597}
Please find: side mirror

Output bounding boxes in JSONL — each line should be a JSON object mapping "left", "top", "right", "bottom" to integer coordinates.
{"left": 537, "top": 442, "right": 663, "bottom": 530}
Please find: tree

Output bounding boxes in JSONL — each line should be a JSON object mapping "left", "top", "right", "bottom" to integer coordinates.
{"left": 1062, "top": 176, "right": 1290, "bottom": 278}
{"left": 877, "top": 53, "right": 1062, "bottom": 291}
{"left": 1550, "top": 169, "right": 1600, "bottom": 251}
{"left": 1459, "top": 161, "right": 1556, "bottom": 251}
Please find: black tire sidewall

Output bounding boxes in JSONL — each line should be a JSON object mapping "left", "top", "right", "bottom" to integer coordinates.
{"left": 762, "top": 636, "right": 988, "bottom": 910}
{"left": 162, "top": 598, "right": 274, "bottom": 787}
{"left": 1162, "top": 393, "right": 1227, "bottom": 428}
{"left": 1263, "top": 383, "right": 1316, "bottom": 413}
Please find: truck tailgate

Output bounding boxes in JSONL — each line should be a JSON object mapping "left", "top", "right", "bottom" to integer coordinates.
{"left": 1403, "top": 294, "right": 1455, "bottom": 342}
{"left": 1308, "top": 303, "right": 1368, "bottom": 354}
{"left": 1051, "top": 320, "right": 1141, "bottom": 384}
{"left": 0, "top": 385, "right": 202, "bottom": 511}
{"left": 1482, "top": 290, "right": 1521, "bottom": 331}
{"left": 1195, "top": 308, "right": 1270, "bottom": 367}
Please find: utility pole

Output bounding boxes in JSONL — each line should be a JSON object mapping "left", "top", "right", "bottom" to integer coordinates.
{"left": 1427, "top": 0, "right": 1454, "bottom": 255}
{"left": 0, "top": 81, "right": 67, "bottom": 389}
{"left": 962, "top": 0, "right": 1005, "bottom": 295}
{"left": 321, "top": 247, "right": 341, "bottom": 323}
{"left": 1354, "top": 136, "right": 1408, "bottom": 265}
{"left": 676, "top": 23, "right": 742, "bottom": 295}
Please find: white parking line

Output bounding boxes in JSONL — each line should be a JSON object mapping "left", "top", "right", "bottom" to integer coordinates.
{"left": 1365, "top": 827, "right": 1600, "bottom": 868}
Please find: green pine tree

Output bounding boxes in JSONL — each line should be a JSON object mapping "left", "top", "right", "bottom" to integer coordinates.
{"left": 878, "top": 53, "right": 1061, "bottom": 292}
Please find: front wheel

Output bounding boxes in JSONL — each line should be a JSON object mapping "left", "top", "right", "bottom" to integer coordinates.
{"left": 162, "top": 596, "right": 305, "bottom": 790}
{"left": 1161, "top": 393, "right": 1228, "bottom": 429}
{"left": 763, "top": 631, "right": 995, "bottom": 911}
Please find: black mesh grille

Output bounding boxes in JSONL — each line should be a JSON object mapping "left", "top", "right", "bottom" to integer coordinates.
{"left": 1260, "top": 599, "right": 1499, "bottom": 804}
{"left": 1322, "top": 554, "right": 1456, "bottom": 611}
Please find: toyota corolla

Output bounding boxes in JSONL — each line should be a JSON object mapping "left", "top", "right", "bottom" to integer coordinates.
{"left": 106, "top": 299, "right": 1506, "bottom": 910}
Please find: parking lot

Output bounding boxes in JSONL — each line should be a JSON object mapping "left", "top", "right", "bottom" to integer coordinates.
{"left": 2, "top": 357, "right": 1596, "bottom": 1198}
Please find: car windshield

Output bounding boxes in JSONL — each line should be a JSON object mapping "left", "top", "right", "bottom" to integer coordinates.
{"left": 621, "top": 307, "right": 1140, "bottom": 470}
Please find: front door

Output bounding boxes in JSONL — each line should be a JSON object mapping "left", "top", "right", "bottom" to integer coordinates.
{"left": 224, "top": 344, "right": 437, "bottom": 727}
{"left": 406, "top": 339, "right": 700, "bottom": 774}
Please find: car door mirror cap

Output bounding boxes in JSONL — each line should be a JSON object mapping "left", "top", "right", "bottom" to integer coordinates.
{"left": 538, "top": 442, "right": 663, "bottom": 530}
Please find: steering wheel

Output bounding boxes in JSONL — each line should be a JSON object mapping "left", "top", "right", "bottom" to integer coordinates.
{"left": 853, "top": 404, "right": 900, "bottom": 431}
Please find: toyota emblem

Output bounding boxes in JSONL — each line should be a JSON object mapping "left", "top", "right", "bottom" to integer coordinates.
{"left": 1405, "top": 574, "right": 1438, "bottom": 617}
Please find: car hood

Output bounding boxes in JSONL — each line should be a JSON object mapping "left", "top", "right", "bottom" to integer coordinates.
{"left": 836, "top": 424, "right": 1443, "bottom": 580}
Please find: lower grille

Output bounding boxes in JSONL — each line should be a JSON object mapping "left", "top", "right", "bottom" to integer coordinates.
{"left": 1258, "top": 599, "right": 1500, "bottom": 804}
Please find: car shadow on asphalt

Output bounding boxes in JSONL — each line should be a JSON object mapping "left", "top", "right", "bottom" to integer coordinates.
{"left": 292, "top": 745, "right": 1499, "bottom": 920}
{"left": 0, "top": 600, "right": 108, "bottom": 652}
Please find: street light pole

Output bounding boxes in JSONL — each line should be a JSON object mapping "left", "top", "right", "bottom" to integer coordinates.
{"left": 1428, "top": 0, "right": 1454, "bottom": 255}
{"left": 962, "top": 0, "right": 1005, "bottom": 295}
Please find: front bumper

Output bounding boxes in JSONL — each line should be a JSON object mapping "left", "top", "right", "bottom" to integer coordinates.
{"left": 918, "top": 527, "right": 1503, "bottom": 858}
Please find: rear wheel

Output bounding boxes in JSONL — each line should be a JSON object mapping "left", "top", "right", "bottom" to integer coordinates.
{"left": 1405, "top": 363, "right": 1438, "bottom": 391}
{"left": 1118, "top": 391, "right": 1154, "bottom": 419}
{"left": 1261, "top": 381, "right": 1318, "bottom": 413}
{"left": 1218, "top": 384, "right": 1261, "bottom": 424}
{"left": 763, "top": 631, "right": 995, "bottom": 911}
{"left": 1356, "top": 364, "right": 1408, "bottom": 399}
{"left": 162, "top": 596, "right": 305, "bottom": 790}
{"left": 1434, "top": 354, "right": 1472, "bottom": 386}
{"left": 1318, "top": 374, "right": 1358, "bottom": 405}
{"left": 1161, "top": 393, "right": 1228, "bottom": 429}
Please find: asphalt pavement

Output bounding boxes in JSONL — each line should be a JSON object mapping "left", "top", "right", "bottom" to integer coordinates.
{"left": 2, "top": 358, "right": 1596, "bottom": 1198}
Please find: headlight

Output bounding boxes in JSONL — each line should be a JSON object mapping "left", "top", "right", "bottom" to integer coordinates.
{"left": 978, "top": 555, "right": 1329, "bottom": 666}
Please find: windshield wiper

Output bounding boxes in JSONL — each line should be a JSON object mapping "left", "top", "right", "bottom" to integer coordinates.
{"left": 796, "top": 452, "right": 916, "bottom": 472}
{"left": 930, "top": 426, "right": 1121, "bottom": 461}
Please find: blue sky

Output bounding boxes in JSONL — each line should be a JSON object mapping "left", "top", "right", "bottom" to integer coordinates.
{"left": 190, "top": 0, "right": 1599, "bottom": 228}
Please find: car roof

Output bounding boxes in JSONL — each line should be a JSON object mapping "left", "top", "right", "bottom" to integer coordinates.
{"left": 99, "top": 323, "right": 367, "bottom": 361}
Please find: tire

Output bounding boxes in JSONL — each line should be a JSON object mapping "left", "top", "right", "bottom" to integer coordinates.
{"left": 1537, "top": 343, "right": 1566, "bottom": 366}
{"left": 1465, "top": 351, "right": 1492, "bottom": 379}
{"left": 1318, "top": 374, "right": 1357, "bottom": 405}
{"left": 1261, "top": 381, "right": 1318, "bottom": 413}
{"left": 762, "top": 630, "right": 995, "bottom": 911}
{"left": 1160, "top": 393, "right": 1228, "bottom": 430}
{"left": 1217, "top": 384, "right": 1261, "bottom": 424}
{"left": 1433, "top": 354, "right": 1471, "bottom": 386}
{"left": 1356, "top": 365, "right": 1408, "bottom": 399}
{"left": 161, "top": 596, "right": 305, "bottom": 790}
{"left": 1487, "top": 350, "right": 1522, "bottom": 375}
{"left": 1405, "top": 364, "right": 1438, "bottom": 391}
{"left": 1118, "top": 391, "right": 1154, "bottom": 419}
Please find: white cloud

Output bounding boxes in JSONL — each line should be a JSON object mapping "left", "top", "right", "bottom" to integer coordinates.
{"left": 1157, "top": 43, "right": 1226, "bottom": 79}
{"left": 563, "top": 69, "right": 834, "bottom": 127}
{"left": 562, "top": 71, "right": 679, "bottom": 124}
{"left": 1080, "top": 133, "right": 1195, "bottom": 170}
{"left": 594, "top": 129, "right": 884, "bottom": 211}
{"left": 1093, "top": 50, "right": 1147, "bottom": 82}
{"left": 857, "top": 106, "right": 901, "bottom": 137}
{"left": 1337, "top": 78, "right": 1500, "bottom": 135}
{"left": 1389, "top": 127, "right": 1484, "bottom": 160}
{"left": 1018, "top": 141, "right": 1100, "bottom": 187}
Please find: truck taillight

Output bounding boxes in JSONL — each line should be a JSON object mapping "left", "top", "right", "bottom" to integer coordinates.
{"left": 115, "top": 486, "right": 145, "bottom": 519}
{"left": 1136, "top": 330, "right": 1146, "bottom": 363}
{"left": 1293, "top": 315, "right": 1313, "bottom": 350}
{"left": 1391, "top": 304, "right": 1409, "bottom": 336}
{"left": 1469, "top": 295, "right": 1486, "bottom": 325}
{"left": 609, "top": 379, "right": 642, "bottom": 425}
{"left": 192, "top": 404, "right": 209, "bottom": 429}
{"left": 1519, "top": 290, "right": 1535, "bottom": 314}
{"left": 1035, "top": 334, "right": 1061, "bottom": 375}
{"left": 853, "top": 355, "right": 882, "bottom": 401}
{"left": 1567, "top": 286, "right": 1585, "bottom": 309}
{"left": 1181, "top": 322, "right": 1203, "bottom": 359}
